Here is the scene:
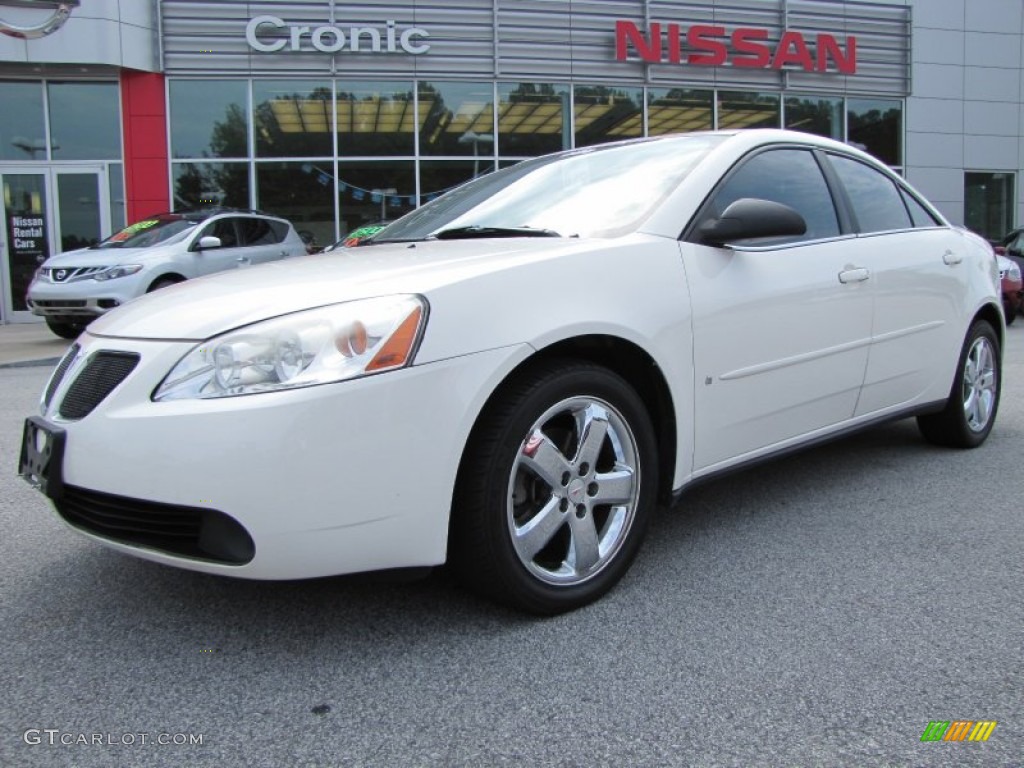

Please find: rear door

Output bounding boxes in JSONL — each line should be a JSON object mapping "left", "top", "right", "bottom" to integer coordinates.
{"left": 823, "top": 153, "right": 967, "bottom": 416}
{"left": 236, "top": 217, "right": 291, "bottom": 264}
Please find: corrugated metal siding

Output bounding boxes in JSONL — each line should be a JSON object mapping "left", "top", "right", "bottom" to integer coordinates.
{"left": 160, "top": 0, "right": 910, "bottom": 96}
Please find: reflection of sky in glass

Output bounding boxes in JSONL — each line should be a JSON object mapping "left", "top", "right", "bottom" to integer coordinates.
{"left": 446, "top": 137, "right": 721, "bottom": 238}
{"left": 169, "top": 80, "right": 248, "bottom": 158}
{"left": 0, "top": 82, "right": 46, "bottom": 161}
{"left": 48, "top": 83, "right": 121, "bottom": 160}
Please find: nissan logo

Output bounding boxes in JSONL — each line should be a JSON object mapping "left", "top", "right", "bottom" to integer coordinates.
{"left": 0, "top": 0, "right": 78, "bottom": 40}
{"left": 54, "top": 269, "right": 66, "bottom": 281}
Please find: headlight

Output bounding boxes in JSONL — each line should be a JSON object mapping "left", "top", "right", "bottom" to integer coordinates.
{"left": 93, "top": 265, "right": 143, "bottom": 281}
{"left": 153, "top": 295, "right": 427, "bottom": 401}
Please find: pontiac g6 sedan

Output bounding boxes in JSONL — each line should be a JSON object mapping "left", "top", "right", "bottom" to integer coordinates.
{"left": 20, "top": 130, "right": 1003, "bottom": 614}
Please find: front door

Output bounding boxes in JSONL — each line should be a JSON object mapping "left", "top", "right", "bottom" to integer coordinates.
{"left": 0, "top": 166, "right": 109, "bottom": 323}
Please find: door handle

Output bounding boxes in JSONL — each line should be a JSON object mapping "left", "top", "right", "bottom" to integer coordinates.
{"left": 942, "top": 250, "right": 963, "bottom": 265}
{"left": 838, "top": 267, "right": 870, "bottom": 284}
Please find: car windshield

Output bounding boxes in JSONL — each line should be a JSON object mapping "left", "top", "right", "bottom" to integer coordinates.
{"left": 91, "top": 216, "right": 198, "bottom": 249}
{"left": 373, "top": 135, "right": 725, "bottom": 243}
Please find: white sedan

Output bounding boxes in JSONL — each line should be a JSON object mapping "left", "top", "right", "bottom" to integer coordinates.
{"left": 19, "top": 130, "right": 1003, "bottom": 614}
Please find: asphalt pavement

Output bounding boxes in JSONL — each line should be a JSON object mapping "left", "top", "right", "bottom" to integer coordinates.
{"left": 0, "top": 323, "right": 1021, "bottom": 767}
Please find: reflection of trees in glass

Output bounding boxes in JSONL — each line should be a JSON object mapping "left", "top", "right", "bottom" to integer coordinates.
{"left": 717, "top": 92, "right": 780, "bottom": 129}
{"left": 574, "top": 86, "right": 641, "bottom": 146}
{"left": 209, "top": 104, "right": 249, "bottom": 158}
{"left": 336, "top": 88, "right": 414, "bottom": 156}
{"left": 848, "top": 106, "right": 901, "bottom": 165}
{"left": 498, "top": 83, "right": 568, "bottom": 156}
{"left": 785, "top": 97, "right": 842, "bottom": 140}
{"left": 173, "top": 163, "right": 249, "bottom": 210}
{"left": 254, "top": 87, "right": 332, "bottom": 157}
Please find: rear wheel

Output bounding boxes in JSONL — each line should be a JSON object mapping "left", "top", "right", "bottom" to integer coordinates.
{"left": 450, "top": 361, "right": 658, "bottom": 614}
{"left": 917, "top": 320, "right": 1000, "bottom": 448}
{"left": 44, "top": 318, "right": 85, "bottom": 340}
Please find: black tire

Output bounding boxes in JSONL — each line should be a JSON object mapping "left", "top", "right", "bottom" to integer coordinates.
{"left": 449, "top": 360, "right": 658, "bottom": 614}
{"left": 45, "top": 318, "right": 85, "bottom": 340}
{"left": 147, "top": 276, "right": 182, "bottom": 293}
{"left": 917, "top": 320, "right": 1001, "bottom": 448}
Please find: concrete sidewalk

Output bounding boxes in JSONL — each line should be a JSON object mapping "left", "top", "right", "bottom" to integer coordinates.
{"left": 0, "top": 322, "right": 71, "bottom": 369}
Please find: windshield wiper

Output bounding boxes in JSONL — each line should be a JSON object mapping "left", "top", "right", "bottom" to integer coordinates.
{"left": 430, "top": 225, "right": 561, "bottom": 240}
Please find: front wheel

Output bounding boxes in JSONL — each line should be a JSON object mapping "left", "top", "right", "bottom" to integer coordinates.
{"left": 917, "top": 320, "right": 1001, "bottom": 448}
{"left": 450, "top": 361, "right": 658, "bottom": 614}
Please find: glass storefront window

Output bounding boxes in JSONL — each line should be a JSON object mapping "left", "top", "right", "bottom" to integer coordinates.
{"left": 419, "top": 81, "right": 495, "bottom": 157}
{"left": 172, "top": 162, "right": 250, "bottom": 209}
{"left": 574, "top": 85, "right": 643, "bottom": 148}
{"left": 717, "top": 91, "right": 780, "bottom": 130}
{"left": 48, "top": 82, "right": 121, "bottom": 160}
{"left": 256, "top": 162, "right": 335, "bottom": 252}
{"left": 3, "top": 173, "right": 48, "bottom": 311}
{"left": 108, "top": 163, "right": 125, "bottom": 230}
{"left": 848, "top": 98, "right": 902, "bottom": 166}
{"left": 965, "top": 172, "right": 1015, "bottom": 242}
{"left": 785, "top": 95, "right": 843, "bottom": 140}
{"left": 336, "top": 81, "right": 414, "bottom": 157}
{"left": 497, "top": 82, "right": 570, "bottom": 157}
{"left": 169, "top": 80, "right": 249, "bottom": 159}
{"left": 646, "top": 88, "right": 713, "bottom": 136}
{"left": 0, "top": 81, "right": 46, "bottom": 161}
{"left": 336, "top": 161, "right": 415, "bottom": 236}
{"left": 254, "top": 81, "right": 333, "bottom": 158}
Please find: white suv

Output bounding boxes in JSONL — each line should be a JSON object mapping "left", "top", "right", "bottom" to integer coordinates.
{"left": 27, "top": 209, "right": 307, "bottom": 338}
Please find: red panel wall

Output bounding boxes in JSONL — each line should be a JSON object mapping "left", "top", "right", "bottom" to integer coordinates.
{"left": 120, "top": 71, "right": 170, "bottom": 222}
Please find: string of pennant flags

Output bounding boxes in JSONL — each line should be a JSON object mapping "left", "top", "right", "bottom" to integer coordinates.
{"left": 301, "top": 162, "right": 472, "bottom": 206}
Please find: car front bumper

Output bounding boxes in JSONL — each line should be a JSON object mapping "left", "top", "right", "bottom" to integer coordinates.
{"left": 28, "top": 331, "right": 526, "bottom": 580}
{"left": 26, "top": 275, "right": 147, "bottom": 319}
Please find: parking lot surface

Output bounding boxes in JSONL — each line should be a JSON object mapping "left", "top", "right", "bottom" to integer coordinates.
{"left": 1, "top": 326, "right": 1022, "bottom": 767}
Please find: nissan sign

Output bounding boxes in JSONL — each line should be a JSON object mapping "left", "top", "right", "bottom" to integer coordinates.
{"left": 0, "top": 0, "right": 78, "bottom": 39}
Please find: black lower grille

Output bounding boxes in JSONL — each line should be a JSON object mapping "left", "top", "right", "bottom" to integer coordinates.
{"left": 58, "top": 351, "right": 139, "bottom": 420}
{"left": 56, "top": 485, "right": 254, "bottom": 565}
{"left": 44, "top": 343, "right": 79, "bottom": 409}
{"left": 34, "top": 300, "right": 87, "bottom": 308}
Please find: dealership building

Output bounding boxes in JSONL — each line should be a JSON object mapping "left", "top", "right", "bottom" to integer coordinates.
{"left": 1, "top": 0, "right": 1023, "bottom": 324}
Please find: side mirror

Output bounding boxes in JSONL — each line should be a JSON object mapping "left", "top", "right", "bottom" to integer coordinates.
{"left": 196, "top": 236, "right": 222, "bottom": 251}
{"left": 699, "top": 198, "right": 807, "bottom": 247}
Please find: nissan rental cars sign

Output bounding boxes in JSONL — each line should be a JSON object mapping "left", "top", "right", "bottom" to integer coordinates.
{"left": 245, "top": 15, "right": 431, "bottom": 54}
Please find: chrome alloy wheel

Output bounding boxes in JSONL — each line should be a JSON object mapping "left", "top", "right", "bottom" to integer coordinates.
{"left": 962, "top": 335, "right": 997, "bottom": 432}
{"left": 506, "top": 396, "right": 640, "bottom": 586}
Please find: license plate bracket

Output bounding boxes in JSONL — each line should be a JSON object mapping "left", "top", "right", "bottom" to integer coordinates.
{"left": 18, "top": 416, "right": 66, "bottom": 501}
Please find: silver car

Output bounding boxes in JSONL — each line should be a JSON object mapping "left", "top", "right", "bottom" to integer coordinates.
{"left": 27, "top": 209, "right": 307, "bottom": 339}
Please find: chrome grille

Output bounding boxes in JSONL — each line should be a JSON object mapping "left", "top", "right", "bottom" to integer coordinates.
{"left": 43, "top": 343, "right": 79, "bottom": 409}
{"left": 58, "top": 351, "right": 139, "bottom": 420}
{"left": 44, "top": 267, "right": 106, "bottom": 283}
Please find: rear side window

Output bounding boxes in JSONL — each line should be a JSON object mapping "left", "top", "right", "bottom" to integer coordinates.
{"left": 899, "top": 188, "right": 940, "bottom": 228}
{"left": 829, "top": 154, "right": 912, "bottom": 233}
{"left": 237, "top": 217, "right": 277, "bottom": 245}
{"left": 268, "top": 220, "right": 289, "bottom": 242}
{"left": 704, "top": 148, "right": 840, "bottom": 243}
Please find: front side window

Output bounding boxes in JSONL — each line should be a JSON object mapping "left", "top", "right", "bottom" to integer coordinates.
{"left": 199, "top": 219, "right": 239, "bottom": 248}
{"left": 830, "top": 154, "right": 911, "bottom": 233}
{"left": 704, "top": 149, "right": 839, "bottom": 242}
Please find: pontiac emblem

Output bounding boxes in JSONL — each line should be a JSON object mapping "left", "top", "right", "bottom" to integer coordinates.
{"left": 0, "top": 0, "right": 79, "bottom": 40}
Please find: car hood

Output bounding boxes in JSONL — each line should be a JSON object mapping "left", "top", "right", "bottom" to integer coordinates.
{"left": 87, "top": 238, "right": 592, "bottom": 340}
{"left": 42, "top": 245, "right": 165, "bottom": 268}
